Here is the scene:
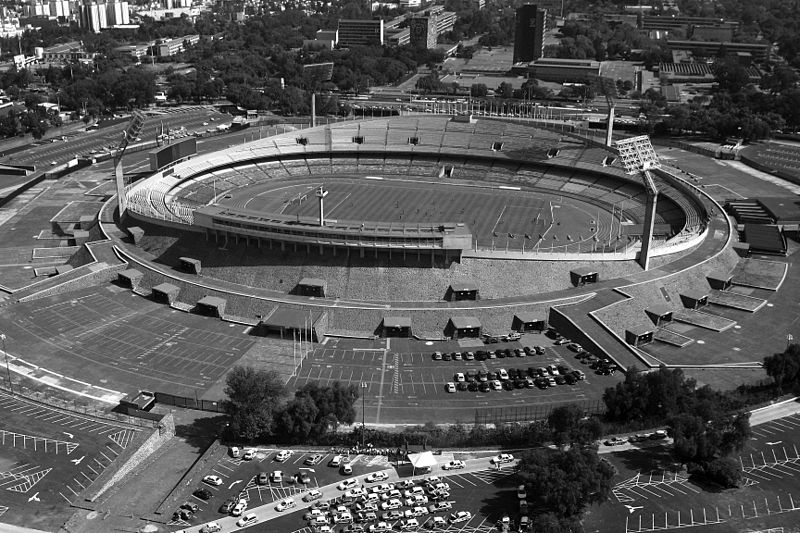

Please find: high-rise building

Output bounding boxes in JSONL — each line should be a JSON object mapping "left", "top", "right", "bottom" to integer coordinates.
{"left": 80, "top": 2, "right": 108, "bottom": 32}
{"left": 409, "top": 15, "right": 437, "bottom": 49}
{"left": 336, "top": 19, "right": 384, "bottom": 47}
{"left": 49, "top": 0, "right": 71, "bottom": 18}
{"left": 106, "top": 0, "right": 129, "bottom": 25}
{"left": 513, "top": 4, "right": 546, "bottom": 64}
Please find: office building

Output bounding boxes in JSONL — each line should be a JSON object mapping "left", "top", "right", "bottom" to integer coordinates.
{"left": 529, "top": 58, "right": 600, "bottom": 83}
{"left": 337, "top": 19, "right": 384, "bottom": 47}
{"left": 513, "top": 4, "right": 546, "bottom": 64}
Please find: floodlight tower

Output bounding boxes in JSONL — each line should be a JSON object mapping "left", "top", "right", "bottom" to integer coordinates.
{"left": 316, "top": 186, "right": 329, "bottom": 226}
{"left": 591, "top": 75, "right": 618, "bottom": 147}
{"left": 113, "top": 110, "right": 146, "bottom": 217}
{"left": 614, "top": 135, "right": 661, "bottom": 270}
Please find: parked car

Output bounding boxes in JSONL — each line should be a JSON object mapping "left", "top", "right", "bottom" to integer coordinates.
{"left": 442, "top": 460, "right": 465, "bottom": 470}
{"left": 202, "top": 475, "right": 223, "bottom": 486}
{"left": 219, "top": 498, "right": 237, "bottom": 513}
{"left": 275, "top": 450, "right": 293, "bottom": 462}
{"left": 366, "top": 471, "right": 389, "bottom": 483}
{"left": 243, "top": 448, "right": 256, "bottom": 460}
{"left": 270, "top": 470, "right": 283, "bottom": 483}
{"left": 305, "top": 453, "right": 324, "bottom": 465}
{"left": 276, "top": 498, "right": 296, "bottom": 512}
{"left": 491, "top": 453, "right": 515, "bottom": 464}
{"left": 200, "top": 523, "right": 221, "bottom": 533}
{"left": 450, "top": 511, "right": 472, "bottom": 523}
{"left": 193, "top": 489, "right": 213, "bottom": 500}
{"left": 303, "top": 489, "right": 323, "bottom": 502}
{"left": 236, "top": 513, "right": 258, "bottom": 527}
{"left": 231, "top": 499, "right": 248, "bottom": 516}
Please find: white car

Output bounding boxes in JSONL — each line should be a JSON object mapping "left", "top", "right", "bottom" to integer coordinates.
{"left": 232, "top": 499, "right": 248, "bottom": 516}
{"left": 345, "top": 487, "right": 366, "bottom": 499}
{"left": 490, "top": 453, "right": 515, "bottom": 464}
{"left": 429, "top": 516, "right": 447, "bottom": 529}
{"left": 275, "top": 450, "right": 293, "bottom": 462}
{"left": 380, "top": 498, "right": 402, "bottom": 510}
{"left": 243, "top": 449, "right": 256, "bottom": 460}
{"left": 399, "top": 518, "right": 420, "bottom": 531}
{"left": 202, "top": 475, "right": 223, "bottom": 486}
{"left": 442, "top": 460, "right": 465, "bottom": 470}
{"left": 402, "top": 486, "right": 425, "bottom": 498}
{"left": 276, "top": 498, "right": 296, "bottom": 512}
{"left": 310, "top": 515, "right": 330, "bottom": 526}
{"left": 445, "top": 382, "right": 456, "bottom": 393}
{"left": 236, "top": 512, "right": 258, "bottom": 527}
{"left": 303, "top": 489, "right": 323, "bottom": 502}
{"left": 372, "top": 483, "right": 394, "bottom": 494}
{"left": 335, "top": 511, "right": 354, "bottom": 524}
{"left": 369, "top": 521, "right": 391, "bottom": 533}
{"left": 366, "top": 471, "right": 389, "bottom": 483}
{"left": 404, "top": 494, "right": 428, "bottom": 507}
{"left": 338, "top": 478, "right": 359, "bottom": 491}
{"left": 449, "top": 511, "right": 472, "bottom": 523}
{"left": 404, "top": 506, "right": 429, "bottom": 517}
{"left": 381, "top": 489, "right": 402, "bottom": 501}
{"left": 270, "top": 470, "right": 283, "bottom": 483}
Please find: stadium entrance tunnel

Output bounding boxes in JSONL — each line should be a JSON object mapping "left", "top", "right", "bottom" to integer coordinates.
{"left": 152, "top": 282, "right": 180, "bottom": 304}
{"left": 179, "top": 257, "right": 202, "bottom": 275}
{"left": 680, "top": 290, "right": 709, "bottom": 309}
{"left": 195, "top": 296, "right": 226, "bottom": 318}
{"left": 625, "top": 325, "right": 654, "bottom": 347}
{"left": 445, "top": 281, "right": 479, "bottom": 301}
{"left": 707, "top": 271, "right": 733, "bottom": 291}
{"left": 295, "top": 278, "right": 327, "bottom": 297}
{"left": 445, "top": 317, "right": 482, "bottom": 339}
{"left": 253, "top": 308, "right": 325, "bottom": 342}
{"left": 570, "top": 267, "right": 599, "bottom": 287}
{"left": 512, "top": 313, "right": 546, "bottom": 333}
{"left": 382, "top": 317, "right": 412, "bottom": 338}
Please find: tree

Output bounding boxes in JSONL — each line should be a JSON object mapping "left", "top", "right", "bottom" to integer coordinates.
{"left": 704, "top": 457, "right": 742, "bottom": 488}
{"left": 223, "top": 366, "right": 287, "bottom": 441}
{"left": 547, "top": 404, "right": 603, "bottom": 447}
{"left": 470, "top": 83, "right": 488, "bottom": 97}
{"left": 517, "top": 448, "right": 616, "bottom": 519}
{"left": 764, "top": 344, "right": 800, "bottom": 392}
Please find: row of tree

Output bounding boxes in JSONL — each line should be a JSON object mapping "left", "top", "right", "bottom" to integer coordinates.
{"left": 603, "top": 367, "right": 751, "bottom": 487}
{"left": 223, "top": 366, "right": 359, "bottom": 443}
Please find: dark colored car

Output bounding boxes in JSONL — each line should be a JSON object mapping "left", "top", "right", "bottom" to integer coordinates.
{"left": 564, "top": 373, "right": 577, "bottom": 385}
{"left": 467, "top": 382, "right": 478, "bottom": 392}
{"left": 514, "top": 380, "right": 526, "bottom": 389}
{"left": 479, "top": 382, "right": 491, "bottom": 393}
{"left": 442, "top": 352, "right": 452, "bottom": 361}
{"left": 219, "top": 498, "right": 237, "bottom": 513}
{"left": 502, "top": 381, "right": 514, "bottom": 391}
{"left": 456, "top": 382, "right": 468, "bottom": 391}
{"left": 193, "top": 489, "right": 213, "bottom": 500}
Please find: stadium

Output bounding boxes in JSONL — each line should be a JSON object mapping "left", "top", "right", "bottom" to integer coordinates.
{"left": 111, "top": 114, "right": 734, "bottom": 362}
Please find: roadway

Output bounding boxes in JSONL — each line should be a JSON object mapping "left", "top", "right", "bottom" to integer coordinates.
{"left": 2, "top": 106, "right": 230, "bottom": 168}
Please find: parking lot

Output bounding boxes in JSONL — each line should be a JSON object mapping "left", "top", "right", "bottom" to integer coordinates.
{"left": 0, "top": 391, "right": 147, "bottom": 531}
{"left": 242, "top": 458, "right": 526, "bottom": 533}
{"left": 584, "top": 412, "right": 800, "bottom": 533}
{"left": 168, "top": 448, "right": 392, "bottom": 529}
{"left": 288, "top": 335, "right": 621, "bottom": 425}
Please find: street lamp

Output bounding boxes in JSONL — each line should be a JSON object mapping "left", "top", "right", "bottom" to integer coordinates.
{"left": 1, "top": 333, "right": 11, "bottom": 393}
{"left": 361, "top": 382, "right": 368, "bottom": 448}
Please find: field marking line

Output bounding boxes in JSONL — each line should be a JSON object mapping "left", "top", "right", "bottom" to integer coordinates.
{"left": 490, "top": 205, "right": 507, "bottom": 234}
